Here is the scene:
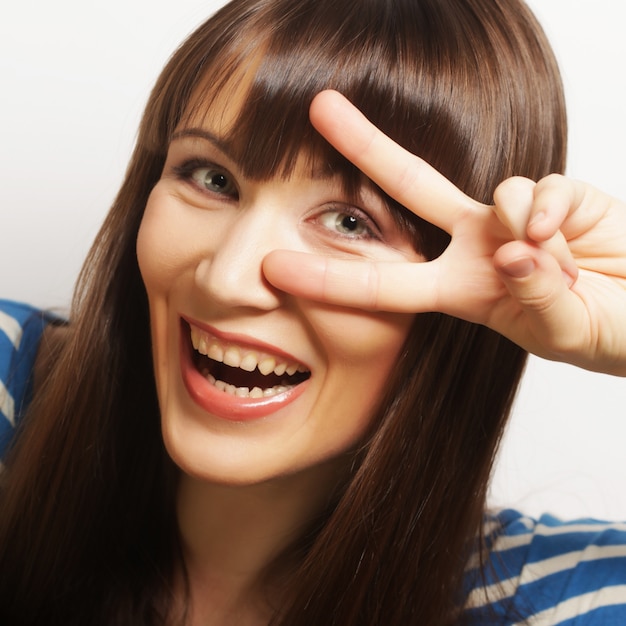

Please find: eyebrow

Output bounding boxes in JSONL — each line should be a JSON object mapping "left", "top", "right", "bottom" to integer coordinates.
{"left": 170, "top": 128, "right": 234, "bottom": 158}
{"left": 172, "top": 126, "right": 338, "bottom": 182}
{"left": 170, "top": 127, "right": 361, "bottom": 184}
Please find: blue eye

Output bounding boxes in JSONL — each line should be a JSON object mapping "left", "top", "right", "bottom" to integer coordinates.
{"left": 318, "top": 208, "right": 375, "bottom": 239}
{"left": 191, "top": 168, "right": 237, "bottom": 196}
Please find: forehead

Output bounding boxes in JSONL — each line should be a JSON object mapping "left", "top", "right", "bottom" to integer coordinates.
{"left": 178, "top": 61, "right": 255, "bottom": 136}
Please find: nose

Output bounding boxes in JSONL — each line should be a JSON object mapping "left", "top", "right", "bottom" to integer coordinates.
{"left": 194, "top": 203, "right": 287, "bottom": 311}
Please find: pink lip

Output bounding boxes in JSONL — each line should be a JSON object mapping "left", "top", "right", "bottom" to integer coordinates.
{"left": 179, "top": 317, "right": 309, "bottom": 421}
{"left": 181, "top": 314, "right": 307, "bottom": 364}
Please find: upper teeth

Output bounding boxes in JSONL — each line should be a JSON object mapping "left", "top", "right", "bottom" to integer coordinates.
{"left": 190, "top": 325, "right": 308, "bottom": 377}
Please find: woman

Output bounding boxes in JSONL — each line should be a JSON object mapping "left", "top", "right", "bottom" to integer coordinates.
{"left": 1, "top": 0, "right": 625, "bottom": 624}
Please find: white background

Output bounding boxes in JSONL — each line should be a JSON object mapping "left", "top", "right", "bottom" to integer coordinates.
{"left": 1, "top": 1, "right": 625, "bottom": 520}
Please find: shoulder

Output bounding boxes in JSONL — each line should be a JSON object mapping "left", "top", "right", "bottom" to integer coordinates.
{"left": 464, "top": 509, "right": 626, "bottom": 624}
{"left": 0, "top": 299, "right": 61, "bottom": 460}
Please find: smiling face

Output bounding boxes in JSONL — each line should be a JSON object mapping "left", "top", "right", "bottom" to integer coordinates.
{"left": 136, "top": 88, "right": 422, "bottom": 487}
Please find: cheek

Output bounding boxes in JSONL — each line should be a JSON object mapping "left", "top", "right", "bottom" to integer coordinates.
{"left": 137, "top": 187, "right": 194, "bottom": 403}
{"left": 299, "top": 305, "right": 414, "bottom": 460}
{"left": 307, "top": 304, "right": 413, "bottom": 367}
{"left": 136, "top": 187, "right": 188, "bottom": 292}
{"left": 305, "top": 303, "right": 414, "bottom": 411}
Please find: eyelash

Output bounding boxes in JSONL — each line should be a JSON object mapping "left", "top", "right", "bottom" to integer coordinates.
{"left": 172, "top": 158, "right": 239, "bottom": 199}
{"left": 171, "top": 158, "right": 381, "bottom": 241}
{"left": 314, "top": 204, "right": 381, "bottom": 241}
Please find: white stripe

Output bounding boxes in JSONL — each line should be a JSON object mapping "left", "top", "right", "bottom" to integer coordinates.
{"left": 467, "top": 544, "right": 626, "bottom": 610}
{"left": 512, "top": 584, "right": 626, "bottom": 625}
{"left": 466, "top": 575, "right": 521, "bottom": 610}
{"left": 0, "top": 379, "right": 15, "bottom": 426}
{"left": 534, "top": 521, "right": 626, "bottom": 536}
{"left": 0, "top": 310, "right": 23, "bottom": 350}
{"left": 469, "top": 516, "right": 626, "bottom": 571}
{"left": 483, "top": 516, "right": 506, "bottom": 536}
{"left": 465, "top": 518, "right": 505, "bottom": 570}
{"left": 489, "top": 520, "right": 626, "bottom": 556}
{"left": 491, "top": 531, "right": 535, "bottom": 552}
{"left": 467, "top": 515, "right": 534, "bottom": 570}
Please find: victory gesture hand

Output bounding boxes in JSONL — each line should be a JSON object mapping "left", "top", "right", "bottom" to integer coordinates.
{"left": 263, "top": 90, "right": 626, "bottom": 376}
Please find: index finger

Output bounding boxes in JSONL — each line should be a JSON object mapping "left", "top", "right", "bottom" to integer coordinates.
{"left": 263, "top": 250, "right": 443, "bottom": 313}
{"left": 309, "top": 90, "right": 480, "bottom": 232}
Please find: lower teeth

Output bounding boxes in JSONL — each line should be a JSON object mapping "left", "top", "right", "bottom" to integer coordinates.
{"left": 201, "top": 369, "right": 292, "bottom": 398}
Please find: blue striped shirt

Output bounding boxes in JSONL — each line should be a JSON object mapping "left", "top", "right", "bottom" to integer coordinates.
{"left": 0, "top": 299, "right": 50, "bottom": 461}
{"left": 465, "top": 509, "right": 626, "bottom": 624}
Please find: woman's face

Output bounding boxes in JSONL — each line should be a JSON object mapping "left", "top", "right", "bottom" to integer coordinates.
{"left": 136, "top": 91, "right": 422, "bottom": 486}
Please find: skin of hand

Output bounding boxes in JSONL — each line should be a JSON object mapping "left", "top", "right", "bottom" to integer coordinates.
{"left": 262, "top": 90, "right": 626, "bottom": 376}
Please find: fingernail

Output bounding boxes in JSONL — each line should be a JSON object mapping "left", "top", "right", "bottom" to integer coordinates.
{"left": 529, "top": 211, "right": 547, "bottom": 228}
{"left": 499, "top": 256, "right": 535, "bottom": 278}
{"left": 562, "top": 270, "right": 576, "bottom": 288}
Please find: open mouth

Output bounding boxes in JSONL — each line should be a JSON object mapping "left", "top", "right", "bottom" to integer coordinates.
{"left": 185, "top": 321, "right": 311, "bottom": 399}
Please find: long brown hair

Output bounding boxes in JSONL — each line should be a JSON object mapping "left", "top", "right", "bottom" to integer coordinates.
{"left": 0, "top": 0, "right": 566, "bottom": 624}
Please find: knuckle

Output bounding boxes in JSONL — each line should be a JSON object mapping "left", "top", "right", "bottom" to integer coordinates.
{"left": 536, "top": 173, "right": 566, "bottom": 190}
{"left": 493, "top": 176, "right": 534, "bottom": 204}
{"left": 395, "top": 155, "right": 424, "bottom": 194}
{"left": 517, "top": 285, "right": 559, "bottom": 314}
{"left": 364, "top": 263, "right": 382, "bottom": 310}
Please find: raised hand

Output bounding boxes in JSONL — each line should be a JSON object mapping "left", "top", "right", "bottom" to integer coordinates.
{"left": 262, "top": 90, "right": 626, "bottom": 375}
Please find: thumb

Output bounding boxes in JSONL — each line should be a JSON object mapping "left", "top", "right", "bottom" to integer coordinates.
{"left": 494, "top": 240, "right": 581, "bottom": 355}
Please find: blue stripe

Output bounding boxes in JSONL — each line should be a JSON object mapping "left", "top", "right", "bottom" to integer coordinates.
{"left": 554, "top": 602, "right": 626, "bottom": 626}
